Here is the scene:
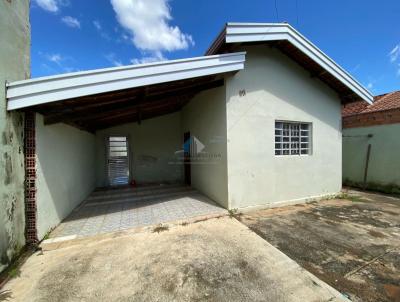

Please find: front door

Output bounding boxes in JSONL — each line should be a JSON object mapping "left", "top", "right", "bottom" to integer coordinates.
{"left": 107, "top": 136, "right": 129, "bottom": 186}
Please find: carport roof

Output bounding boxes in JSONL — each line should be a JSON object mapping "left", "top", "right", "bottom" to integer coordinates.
{"left": 206, "top": 23, "right": 373, "bottom": 104}
{"left": 6, "top": 52, "right": 245, "bottom": 131}
{"left": 7, "top": 52, "right": 245, "bottom": 111}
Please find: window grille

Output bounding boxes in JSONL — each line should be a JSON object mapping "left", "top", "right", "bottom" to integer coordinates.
{"left": 275, "top": 121, "right": 311, "bottom": 155}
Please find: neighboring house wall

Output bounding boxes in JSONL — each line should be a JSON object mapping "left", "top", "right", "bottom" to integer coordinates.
{"left": 96, "top": 112, "right": 183, "bottom": 187}
{"left": 36, "top": 114, "right": 97, "bottom": 239}
{"left": 0, "top": 1, "right": 30, "bottom": 272}
{"left": 226, "top": 46, "right": 342, "bottom": 209}
{"left": 343, "top": 124, "right": 400, "bottom": 187}
{"left": 181, "top": 86, "right": 229, "bottom": 208}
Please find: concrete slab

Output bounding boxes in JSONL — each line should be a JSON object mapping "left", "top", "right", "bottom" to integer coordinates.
{"left": 49, "top": 184, "right": 226, "bottom": 239}
{"left": 3, "top": 217, "right": 348, "bottom": 302}
{"left": 240, "top": 191, "right": 400, "bottom": 302}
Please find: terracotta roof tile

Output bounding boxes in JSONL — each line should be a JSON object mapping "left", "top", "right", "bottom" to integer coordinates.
{"left": 342, "top": 90, "right": 400, "bottom": 117}
{"left": 342, "top": 101, "right": 369, "bottom": 117}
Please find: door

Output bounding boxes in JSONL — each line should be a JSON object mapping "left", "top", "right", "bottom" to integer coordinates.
{"left": 183, "top": 132, "right": 191, "bottom": 185}
{"left": 107, "top": 136, "right": 129, "bottom": 186}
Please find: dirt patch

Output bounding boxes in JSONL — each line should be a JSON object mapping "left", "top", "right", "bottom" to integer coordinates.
{"left": 241, "top": 192, "right": 400, "bottom": 302}
{"left": 384, "top": 284, "right": 400, "bottom": 302}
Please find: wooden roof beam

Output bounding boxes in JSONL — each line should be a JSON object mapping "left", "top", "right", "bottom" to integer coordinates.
{"left": 43, "top": 79, "right": 224, "bottom": 125}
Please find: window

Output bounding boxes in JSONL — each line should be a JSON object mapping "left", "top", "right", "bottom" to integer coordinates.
{"left": 275, "top": 121, "right": 311, "bottom": 155}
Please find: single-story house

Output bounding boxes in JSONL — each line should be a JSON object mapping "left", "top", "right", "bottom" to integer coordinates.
{"left": 342, "top": 90, "right": 400, "bottom": 192}
{"left": 6, "top": 23, "right": 372, "bottom": 242}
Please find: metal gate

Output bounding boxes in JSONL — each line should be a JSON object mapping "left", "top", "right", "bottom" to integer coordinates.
{"left": 107, "top": 136, "right": 129, "bottom": 186}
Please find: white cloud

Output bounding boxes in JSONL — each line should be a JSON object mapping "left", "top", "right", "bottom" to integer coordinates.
{"left": 367, "top": 82, "right": 373, "bottom": 89}
{"left": 105, "top": 53, "right": 123, "bottom": 67}
{"left": 110, "top": 0, "right": 194, "bottom": 56}
{"left": 130, "top": 53, "right": 166, "bottom": 65}
{"left": 93, "top": 20, "right": 111, "bottom": 40}
{"left": 93, "top": 20, "right": 102, "bottom": 31}
{"left": 40, "top": 52, "right": 76, "bottom": 74}
{"left": 62, "top": 16, "right": 81, "bottom": 28}
{"left": 35, "top": 0, "right": 59, "bottom": 12}
{"left": 389, "top": 44, "right": 400, "bottom": 63}
{"left": 46, "top": 53, "right": 63, "bottom": 65}
{"left": 34, "top": 0, "right": 69, "bottom": 13}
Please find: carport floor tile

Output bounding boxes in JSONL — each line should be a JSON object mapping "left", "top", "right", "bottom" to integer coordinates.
{"left": 50, "top": 185, "right": 226, "bottom": 239}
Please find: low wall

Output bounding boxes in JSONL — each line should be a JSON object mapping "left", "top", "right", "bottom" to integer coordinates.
{"left": 343, "top": 123, "right": 400, "bottom": 192}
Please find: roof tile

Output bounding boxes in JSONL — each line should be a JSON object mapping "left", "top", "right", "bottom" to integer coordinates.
{"left": 342, "top": 90, "right": 400, "bottom": 117}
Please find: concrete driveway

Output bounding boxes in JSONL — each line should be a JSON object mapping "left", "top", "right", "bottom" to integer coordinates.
{"left": 240, "top": 191, "right": 400, "bottom": 302}
{"left": 1, "top": 217, "right": 346, "bottom": 302}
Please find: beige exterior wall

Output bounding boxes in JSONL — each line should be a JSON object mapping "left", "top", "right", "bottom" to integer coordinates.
{"left": 95, "top": 112, "right": 183, "bottom": 187}
{"left": 343, "top": 123, "right": 400, "bottom": 187}
{"left": 226, "top": 46, "right": 342, "bottom": 209}
{"left": 181, "top": 86, "right": 229, "bottom": 208}
{"left": 36, "top": 114, "right": 97, "bottom": 239}
{"left": 0, "top": 0, "right": 30, "bottom": 272}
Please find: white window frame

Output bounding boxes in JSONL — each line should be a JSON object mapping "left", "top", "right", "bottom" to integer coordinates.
{"left": 275, "top": 121, "right": 312, "bottom": 156}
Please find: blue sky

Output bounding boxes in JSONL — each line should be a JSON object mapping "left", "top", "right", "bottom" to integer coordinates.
{"left": 31, "top": 0, "right": 400, "bottom": 95}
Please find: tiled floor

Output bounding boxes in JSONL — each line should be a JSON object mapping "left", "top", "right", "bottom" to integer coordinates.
{"left": 49, "top": 184, "right": 226, "bottom": 239}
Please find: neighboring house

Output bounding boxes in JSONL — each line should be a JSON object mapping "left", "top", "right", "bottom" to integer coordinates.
{"left": 5, "top": 23, "right": 372, "bottom": 242}
{"left": 342, "top": 91, "right": 400, "bottom": 192}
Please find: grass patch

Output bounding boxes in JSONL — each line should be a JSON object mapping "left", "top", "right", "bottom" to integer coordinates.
{"left": 42, "top": 231, "right": 51, "bottom": 241}
{"left": 152, "top": 224, "right": 169, "bottom": 233}
{"left": 228, "top": 208, "right": 243, "bottom": 220}
{"left": 335, "top": 193, "right": 365, "bottom": 202}
{"left": 7, "top": 267, "right": 20, "bottom": 279}
{"left": 334, "top": 193, "right": 368, "bottom": 202}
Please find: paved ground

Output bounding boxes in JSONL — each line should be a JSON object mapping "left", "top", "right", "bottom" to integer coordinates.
{"left": 2, "top": 217, "right": 347, "bottom": 302}
{"left": 240, "top": 190, "right": 400, "bottom": 302}
{"left": 49, "top": 184, "right": 225, "bottom": 239}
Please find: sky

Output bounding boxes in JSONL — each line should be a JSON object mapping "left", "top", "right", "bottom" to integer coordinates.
{"left": 31, "top": 0, "right": 400, "bottom": 95}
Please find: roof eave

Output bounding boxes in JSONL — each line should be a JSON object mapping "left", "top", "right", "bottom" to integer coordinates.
{"left": 207, "top": 23, "right": 373, "bottom": 104}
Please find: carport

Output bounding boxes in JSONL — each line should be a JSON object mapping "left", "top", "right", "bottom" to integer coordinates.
{"left": 6, "top": 52, "right": 245, "bottom": 240}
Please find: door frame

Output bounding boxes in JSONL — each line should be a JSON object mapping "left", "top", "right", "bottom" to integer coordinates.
{"left": 183, "top": 131, "right": 191, "bottom": 185}
{"left": 105, "top": 134, "right": 131, "bottom": 186}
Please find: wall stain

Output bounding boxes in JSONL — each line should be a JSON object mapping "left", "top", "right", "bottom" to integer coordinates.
{"left": 3, "top": 153, "right": 13, "bottom": 185}
{"left": 2, "top": 132, "right": 7, "bottom": 145}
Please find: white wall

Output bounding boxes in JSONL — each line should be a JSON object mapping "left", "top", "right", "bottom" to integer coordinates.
{"left": 226, "top": 46, "right": 342, "bottom": 209}
{"left": 343, "top": 124, "right": 400, "bottom": 187}
{"left": 181, "top": 86, "right": 229, "bottom": 208}
{"left": 95, "top": 112, "right": 183, "bottom": 187}
{"left": 36, "top": 114, "right": 96, "bottom": 239}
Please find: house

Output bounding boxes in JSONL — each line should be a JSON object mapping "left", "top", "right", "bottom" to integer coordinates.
{"left": 5, "top": 23, "right": 372, "bottom": 242}
{"left": 342, "top": 91, "right": 400, "bottom": 192}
